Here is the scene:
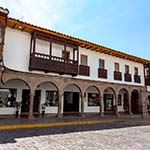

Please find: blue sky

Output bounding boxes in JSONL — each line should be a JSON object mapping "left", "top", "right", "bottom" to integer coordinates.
{"left": 0, "top": 0, "right": 150, "bottom": 59}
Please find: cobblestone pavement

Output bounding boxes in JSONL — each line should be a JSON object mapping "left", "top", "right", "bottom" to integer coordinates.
{"left": 0, "top": 124, "right": 150, "bottom": 150}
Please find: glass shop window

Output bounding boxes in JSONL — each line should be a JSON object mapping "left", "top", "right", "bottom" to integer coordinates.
{"left": 45, "top": 91, "right": 58, "bottom": 106}
{"left": 88, "top": 93, "right": 100, "bottom": 106}
{"left": 0, "top": 88, "right": 17, "bottom": 107}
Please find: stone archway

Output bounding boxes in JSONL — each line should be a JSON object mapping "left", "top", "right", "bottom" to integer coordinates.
{"left": 63, "top": 83, "right": 82, "bottom": 115}
{"left": 118, "top": 88, "right": 129, "bottom": 113}
{"left": 103, "top": 87, "right": 116, "bottom": 113}
{"left": 0, "top": 78, "right": 30, "bottom": 116}
{"left": 84, "top": 85, "right": 100, "bottom": 113}
{"left": 131, "top": 89, "right": 140, "bottom": 114}
{"left": 35, "top": 81, "right": 59, "bottom": 116}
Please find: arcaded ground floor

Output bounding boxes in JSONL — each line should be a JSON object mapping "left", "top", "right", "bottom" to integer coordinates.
{"left": 0, "top": 69, "right": 150, "bottom": 118}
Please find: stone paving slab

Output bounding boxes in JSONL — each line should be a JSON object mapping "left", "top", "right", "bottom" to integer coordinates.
{"left": 0, "top": 125, "right": 150, "bottom": 150}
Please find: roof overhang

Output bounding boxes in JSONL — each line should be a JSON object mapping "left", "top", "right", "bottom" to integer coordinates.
{"left": 7, "top": 17, "right": 150, "bottom": 64}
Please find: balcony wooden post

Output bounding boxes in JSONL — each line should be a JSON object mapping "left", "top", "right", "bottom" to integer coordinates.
{"left": 77, "top": 46, "right": 79, "bottom": 74}
{"left": 49, "top": 40, "right": 52, "bottom": 57}
{"left": 30, "top": 33, "right": 33, "bottom": 54}
{"left": 77, "top": 46, "right": 79, "bottom": 64}
{"left": 33, "top": 35, "right": 36, "bottom": 54}
{"left": 73, "top": 48, "right": 75, "bottom": 61}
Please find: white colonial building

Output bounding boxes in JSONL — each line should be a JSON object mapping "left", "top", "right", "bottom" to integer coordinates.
{"left": 0, "top": 7, "right": 150, "bottom": 118}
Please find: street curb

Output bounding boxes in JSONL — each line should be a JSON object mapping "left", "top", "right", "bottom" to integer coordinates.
{"left": 0, "top": 119, "right": 125, "bottom": 131}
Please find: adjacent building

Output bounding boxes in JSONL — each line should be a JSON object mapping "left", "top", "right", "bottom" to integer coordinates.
{"left": 0, "top": 7, "right": 150, "bottom": 118}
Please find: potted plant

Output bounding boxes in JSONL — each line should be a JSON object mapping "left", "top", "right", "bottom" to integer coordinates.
{"left": 41, "top": 103, "right": 46, "bottom": 117}
{"left": 15, "top": 101, "right": 22, "bottom": 118}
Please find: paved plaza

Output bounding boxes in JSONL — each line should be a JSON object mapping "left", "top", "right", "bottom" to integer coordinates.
{"left": 0, "top": 124, "right": 150, "bottom": 150}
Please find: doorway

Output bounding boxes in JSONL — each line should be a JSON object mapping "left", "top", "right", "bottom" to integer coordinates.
{"left": 63, "top": 92, "right": 79, "bottom": 113}
{"left": 21, "top": 89, "right": 30, "bottom": 115}
{"left": 21, "top": 89, "right": 41, "bottom": 116}
{"left": 131, "top": 90, "right": 139, "bottom": 114}
{"left": 33, "top": 90, "right": 41, "bottom": 115}
{"left": 104, "top": 94, "right": 114, "bottom": 111}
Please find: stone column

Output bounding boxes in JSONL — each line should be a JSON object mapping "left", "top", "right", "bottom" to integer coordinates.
{"left": 128, "top": 93, "right": 133, "bottom": 115}
{"left": 81, "top": 93, "right": 85, "bottom": 117}
{"left": 141, "top": 90, "right": 149, "bottom": 118}
{"left": 57, "top": 92, "right": 63, "bottom": 118}
{"left": 28, "top": 92, "right": 35, "bottom": 119}
{"left": 115, "top": 94, "right": 119, "bottom": 117}
{"left": 99, "top": 95, "right": 104, "bottom": 116}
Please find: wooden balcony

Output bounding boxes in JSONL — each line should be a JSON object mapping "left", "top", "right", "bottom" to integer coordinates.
{"left": 134, "top": 75, "right": 141, "bottom": 83}
{"left": 98, "top": 68, "right": 107, "bottom": 79}
{"left": 29, "top": 53, "right": 78, "bottom": 76}
{"left": 114, "top": 71, "right": 122, "bottom": 81}
{"left": 124, "top": 73, "right": 132, "bottom": 82}
{"left": 145, "top": 76, "right": 150, "bottom": 86}
{"left": 79, "top": 65, "right": 90, "bottom": 76}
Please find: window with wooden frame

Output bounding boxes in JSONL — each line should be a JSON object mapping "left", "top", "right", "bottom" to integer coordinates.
{"left": 134, "top": 67, "right": 138, "bottom": 75}
{"left": 62, "top": 51, "right": 70, "bottom": 62}
{"left": 81, "top": 54, "right": 88, "bottom": 66}
{"left": 125, "top": 65, "right": 129, "bottom": 74}
{"left": 99, "top": 59, "right": 105, "bottom": 69}
{"left": 114, "top": 63, "right": 120, "bottom": 72}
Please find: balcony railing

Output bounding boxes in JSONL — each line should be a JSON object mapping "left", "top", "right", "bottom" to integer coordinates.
{"left": 114, "top": 71, "right": 122, "bottom": 81}
{"left": 145, "top": 76, "right": 150, "bottom": 86}
{"left": 79, "top": 65, "right": 90, "bottom": 76}
{"left": 124, "top": 73, "right": 132, "bottom": 82}
{"left": 134, "top": 75, "right": 141, "bottom": 83}
{"left": 29, "top": 53, "right": 78, "bottom": 76}
{"left": 98, "top": 68, "right": 107, "bottom": 79}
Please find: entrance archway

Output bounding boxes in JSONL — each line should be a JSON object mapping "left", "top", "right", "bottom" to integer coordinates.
{"left": 131, "top": 89, "right": 139, "bottom": 114}
{"left": 118, "top": 88, "right": 129, "bottom": 113}
{"left": 35, "top": 82, "right": 58, "bottom": 116}
{"left": 0, "top": 79, "right": 30, "bottom": 116}
{"left": 63, "top": 84, "right": 81, "bottom": 114}
{"left": 103, "top": 87, "right": 116, "bottom": 113}
{"left": 85, "top": 86, "right": 100, "bottom": 113}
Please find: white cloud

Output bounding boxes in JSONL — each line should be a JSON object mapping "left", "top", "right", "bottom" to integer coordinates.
{"left": 0, "top": 0, "right": 85, "bottom": 29}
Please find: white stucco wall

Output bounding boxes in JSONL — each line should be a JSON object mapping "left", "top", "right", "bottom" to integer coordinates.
{"left": 3, "top": 27, "right": 145, "bottom": 87}
{"left": 77, "top": 47, "right": 145, "bottom": 86}
{"left": 4, "top": 27, "right": 31, "bottom": 72}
